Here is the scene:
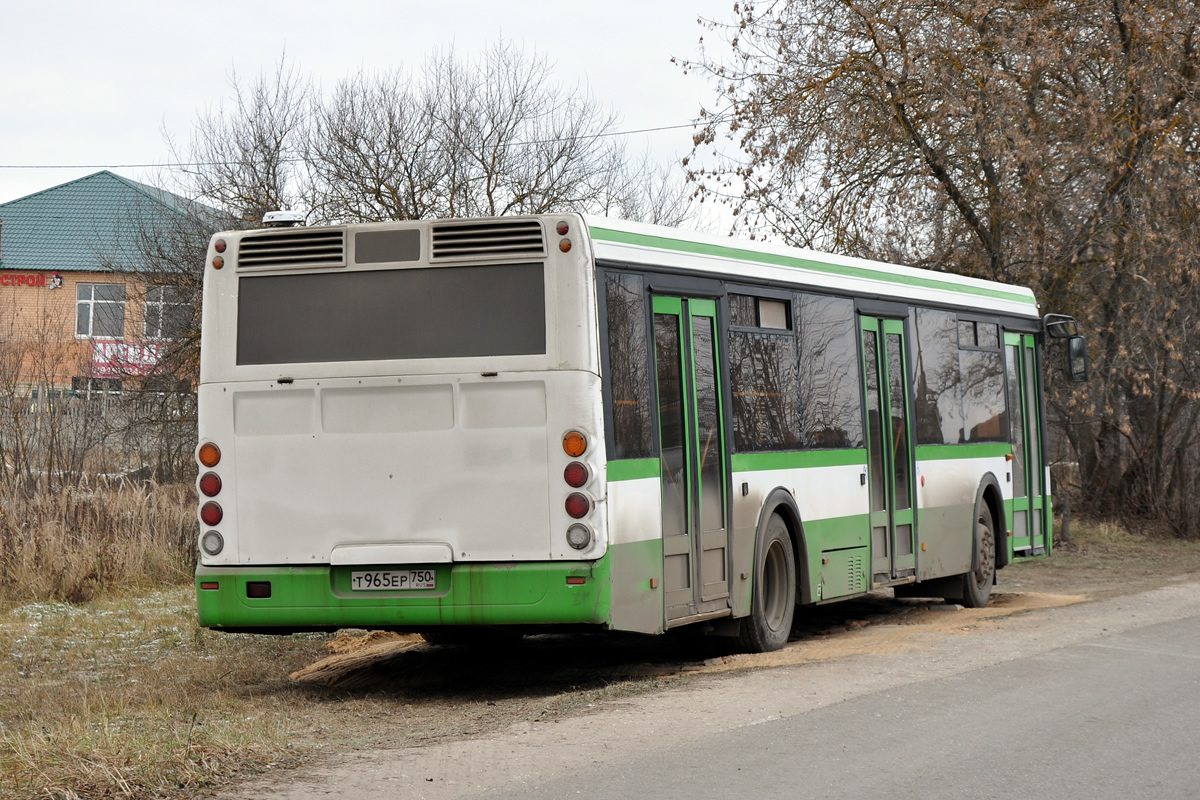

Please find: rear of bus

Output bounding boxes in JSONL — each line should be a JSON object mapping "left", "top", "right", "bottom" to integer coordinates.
{"left": 194, "top": 216, "right": 612, "bottom": 633}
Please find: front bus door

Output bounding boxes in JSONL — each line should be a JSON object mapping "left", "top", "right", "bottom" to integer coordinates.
{"left": 652, "top": 296, "right": 730, "bottom": 622}
{"left": 1004, "top": 332, "right": 1048, "bottom": 556}
{"left": 860, "top": 316, "right": 917, "bottom": 584}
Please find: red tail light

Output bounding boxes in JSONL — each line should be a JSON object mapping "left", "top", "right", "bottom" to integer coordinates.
{"left": 565, "top": 493, "right": 591, "bottom": 519}
{"left": 563, "top": 462, "right": 589, "bottom": 488}
{"left": 200, "top": 501, "right": 223, "bottom": 526}
{"left": 199, "top": 472, "right": 222, "bottom": 497}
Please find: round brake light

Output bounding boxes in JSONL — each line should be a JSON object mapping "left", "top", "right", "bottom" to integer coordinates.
{"left": 565, "top": 493, "right": 591, "bottom": 519}
{"left": 199, "top": 472, "right": 222, "bottom": 497}
{"left": 564, "top": 462, "right": 589, "bottom": 488}
{"left": 200, "top": 501, "right": 224, "bottom": 526}
{"left": 198, "top": 442, "right": 221, "bottom": 468}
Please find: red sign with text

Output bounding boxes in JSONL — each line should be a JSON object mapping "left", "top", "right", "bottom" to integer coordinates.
{"left": 90, "top": 341, "right": 165, "bottom": 378}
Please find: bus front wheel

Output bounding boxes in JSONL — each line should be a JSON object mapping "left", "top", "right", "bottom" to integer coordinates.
{"left": 737, "top": 513, "right": 796, "bottom": 653}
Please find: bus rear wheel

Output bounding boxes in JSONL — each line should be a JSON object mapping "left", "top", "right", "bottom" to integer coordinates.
{"left": 737, "top": 513, "right": 796, "bottom": 653}
{"left": 961, "top": 506, "right": 996, "bottom": 608}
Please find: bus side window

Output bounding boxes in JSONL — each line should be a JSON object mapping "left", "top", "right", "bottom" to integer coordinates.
{"left": 604, "top": 273, "right": 654, "bottom": 459}
{"left": 795, "top": 294, "right": 862, "bottom": 449}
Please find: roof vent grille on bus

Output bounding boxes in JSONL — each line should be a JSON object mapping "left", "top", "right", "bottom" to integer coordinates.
{"left": 430, "top": 219, "right": 546, "bottom": 260}
{"left": 237, "top": 228, "right": 346, "bottom": 270}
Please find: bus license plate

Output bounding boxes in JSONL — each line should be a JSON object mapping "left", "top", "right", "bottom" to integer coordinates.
{"left": 350, "top": 570, "right": 436, "bottom": 591}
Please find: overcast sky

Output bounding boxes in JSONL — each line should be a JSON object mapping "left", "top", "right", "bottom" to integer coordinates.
{"left": 0, "top": 0, "right": 737, "bottom": 207}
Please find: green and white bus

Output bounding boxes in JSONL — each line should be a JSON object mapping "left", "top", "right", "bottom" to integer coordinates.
{"left": 194, "top": 214, "right": 1086, "bottom": 652}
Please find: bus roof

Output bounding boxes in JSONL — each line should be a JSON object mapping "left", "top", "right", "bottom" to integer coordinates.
{"left": 583, "top": 215, "right": 1039, "bottom": 319}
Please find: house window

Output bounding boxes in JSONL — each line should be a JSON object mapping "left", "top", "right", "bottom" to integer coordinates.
{"left": 144, "top": 285, "right": 190, "bottom": 340}
{"left": 76, "top": 283, "right": 126, "bottom": 339}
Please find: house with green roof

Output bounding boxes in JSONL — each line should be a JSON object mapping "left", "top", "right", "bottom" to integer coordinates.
{"left": 0, "top": 171, "right": 208, "bottom": 395}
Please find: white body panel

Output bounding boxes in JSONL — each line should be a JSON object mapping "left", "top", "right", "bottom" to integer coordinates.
{"left": 732, "top": 465, "right": 869, "bottom": 531}
{"left": 199, "top": 370, "right": 608, "bottom": 565}
{"left": 915, "top": 456, "right": 1012, "bottom": 510}
{"left": 606, "top": 477, "right": 662, "bottom": 545}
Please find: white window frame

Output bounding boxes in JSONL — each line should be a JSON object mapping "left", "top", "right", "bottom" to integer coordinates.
{"left": 75, "top": 283, "right": 127, "bottom": 340}
{"left": 143, "top": 285, "right": 190, "bottom": 340}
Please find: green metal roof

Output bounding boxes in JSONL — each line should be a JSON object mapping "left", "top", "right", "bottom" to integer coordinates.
{"left": 0, "top": 171, "right": 203, "bottom": 274}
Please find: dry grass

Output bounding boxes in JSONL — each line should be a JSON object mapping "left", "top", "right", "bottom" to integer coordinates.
{"left": 0, "top": 480, "right": 196, "bottom": 605}
{"left": 1003, "top": 515, "right": 1200, "bottom": 598}
{"left": 0, "top": 588, "right": 331, "bottom": 798}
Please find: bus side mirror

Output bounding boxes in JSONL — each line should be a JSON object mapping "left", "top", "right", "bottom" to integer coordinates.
{"left": 1067, "top": 335, "right": 1089, "bottom": 383}
{"left": 1043, "top": 314, "right": 1079, "bottom": 339}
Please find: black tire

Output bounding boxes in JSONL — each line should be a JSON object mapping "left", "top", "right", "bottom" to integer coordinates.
{"left": 737, "top": 513, "right": 797, "bottom": 653}
{"left": 961, "top": 504, "right": 997, "bottom": 608}
{"left": 419, "top": 627, "right": 524, "bottom": 647}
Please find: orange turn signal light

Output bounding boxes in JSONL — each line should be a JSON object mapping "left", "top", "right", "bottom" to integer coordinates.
{"left": 562, "top": 431, "right": 587, "bottom": 457}
{"left": 198, "top": 442, "right": 221, "bottom": 468}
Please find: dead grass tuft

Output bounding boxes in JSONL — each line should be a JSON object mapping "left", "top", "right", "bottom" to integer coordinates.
{"left": 1003, "top": 516, "right": 1200, "bottom": 597}
{"left": 0, "top": 480, "right": 195, "bottom": 606}
{"left": 0, "top": 588, "right": 328, "bottom": 799}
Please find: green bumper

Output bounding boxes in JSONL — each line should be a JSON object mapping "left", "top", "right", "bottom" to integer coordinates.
{"left": 196, "top": 558, "right": 612, "bottom": 631}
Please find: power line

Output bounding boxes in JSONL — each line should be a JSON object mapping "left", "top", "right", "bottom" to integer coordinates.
{"left": 0, "top": 123, "right": 699, "bottom": 170}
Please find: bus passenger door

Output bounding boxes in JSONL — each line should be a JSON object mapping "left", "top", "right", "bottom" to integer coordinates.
{"left": 652, "top": 296, "right": 731, "bottom": 622}
{"left": 860, "top": 316, "right": 917, "bottom": 584}
{"left": 1005, "top": 333, "right": 1047, "bottom": 555}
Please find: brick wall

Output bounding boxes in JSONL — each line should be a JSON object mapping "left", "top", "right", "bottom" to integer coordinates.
{"left": 0, "top": 270, "right": 155, "bottom": 392}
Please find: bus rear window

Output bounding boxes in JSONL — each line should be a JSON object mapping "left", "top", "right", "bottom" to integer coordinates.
{"left": 236, "top": 263, "right": 546, "bottom": 365}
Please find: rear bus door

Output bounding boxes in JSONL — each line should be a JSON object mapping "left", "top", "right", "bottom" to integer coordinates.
{"left": 652, "top": 296, "right": 731, "bottom": 622}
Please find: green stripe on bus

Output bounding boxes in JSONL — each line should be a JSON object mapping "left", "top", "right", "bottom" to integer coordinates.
{"left": 589, "top": 226, "right": 1036, "bottom": 307}
{"left": 914, "top": 443, "right": 1014, "bottom": 461}
{"left": 731, "top": 449, "right": 868, "bottom": 472}
{"left": 608, "top": 458, "right": 660, "bottom": 482}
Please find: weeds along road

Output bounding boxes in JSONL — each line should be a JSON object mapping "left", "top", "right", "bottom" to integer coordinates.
{"left": 221, "top": 577, "right": 1200, "bottom": 800}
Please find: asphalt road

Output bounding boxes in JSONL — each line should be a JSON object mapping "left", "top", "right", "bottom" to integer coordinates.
{"left": 487, "top": 614, "right": 1200, "bottom": 800}
{"left": 226, "top": 579, "right": 1200, "bottom": 800}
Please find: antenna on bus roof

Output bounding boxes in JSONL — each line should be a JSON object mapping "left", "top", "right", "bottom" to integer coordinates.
{"left": 262, "top": 211, "right": 305, "bottom": 227}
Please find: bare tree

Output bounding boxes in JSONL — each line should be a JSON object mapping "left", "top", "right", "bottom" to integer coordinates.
{"left": 172, "top": 43, "right": 696, "bottom": 227}
{"left": 303, "top": 66, "right": 447, "bottom": 222}
{"left": 688, "top": 0, "right": 1200, "bottom": 534}
{"left": 166, "top": 56, "right": 308, "bottom": 225}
